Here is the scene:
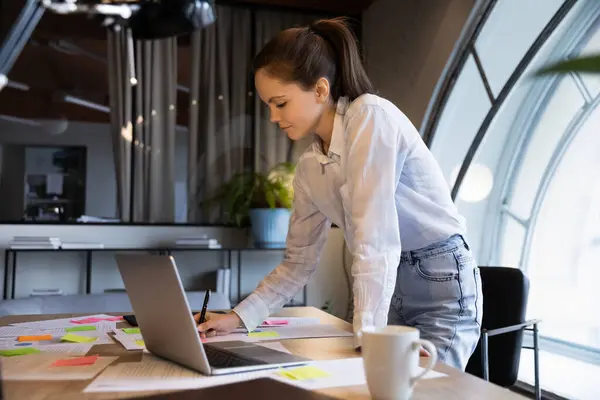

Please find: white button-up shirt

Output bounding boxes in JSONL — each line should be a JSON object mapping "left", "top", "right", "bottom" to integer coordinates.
{"left": 234, "top": 94, "right": 466, "bottom": 346}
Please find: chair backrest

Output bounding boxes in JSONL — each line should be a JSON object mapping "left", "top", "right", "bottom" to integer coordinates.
{"left": 465, "top": 266, "right": 529, "bottom": 387}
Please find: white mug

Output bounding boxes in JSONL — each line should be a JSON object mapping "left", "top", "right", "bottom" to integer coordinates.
{"left": 361, "top": 326, "right": 437, "bottom": 400}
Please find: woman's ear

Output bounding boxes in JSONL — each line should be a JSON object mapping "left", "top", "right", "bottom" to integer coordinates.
{"left": 315, "top": 77, "right": 331, "bottom": 104}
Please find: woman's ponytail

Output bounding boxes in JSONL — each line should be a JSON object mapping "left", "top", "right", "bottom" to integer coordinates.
{"left": 308, "top": 18, "right": 374, "bottom": 101}
{"left": 253, "top": 17, "right": 374, "bottom": 102}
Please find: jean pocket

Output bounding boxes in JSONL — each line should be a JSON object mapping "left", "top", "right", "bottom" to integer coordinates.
{"left": 414, "top": 250, "right": 460, "bottom": 282}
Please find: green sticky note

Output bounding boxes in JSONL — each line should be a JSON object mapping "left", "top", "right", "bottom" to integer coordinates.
{"left": 123, "top": 328, "right": 140, "bottom": 334}
{"left": 0, "top": 348, "right": 41, "bottom": 357}
{"left": 66, "top": 325, "right": 97, "bottom": 332}
{"left": 135, "top": 340, "right": 145, "bottom": 347}
{"left": 247, "top": 330, "right": 279, "bottom": 338}
{"left": 60, "top": 333, "right": 97, "bottom": 343}
{"left": 277, "top": 366, "right": 330, "bottom": 381}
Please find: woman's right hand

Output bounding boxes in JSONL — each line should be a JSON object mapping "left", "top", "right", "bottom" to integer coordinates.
{"left": 194, "top": 311, "right": 243, "bottom": 339}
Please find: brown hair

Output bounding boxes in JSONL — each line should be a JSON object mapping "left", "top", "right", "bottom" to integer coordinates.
{"left": 253, "top": 17, "right": 374, "bottom": 102}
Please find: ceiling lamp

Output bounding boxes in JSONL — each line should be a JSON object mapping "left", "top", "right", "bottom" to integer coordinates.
{"left": 41, "top": 0, "right": 216, "bottom": 39}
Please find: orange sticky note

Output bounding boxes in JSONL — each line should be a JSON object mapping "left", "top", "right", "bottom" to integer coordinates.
{"left": 52, "top": 355, "right": 99, "bottom": 367}
{"left": 17, "top": 335, "right": 53, "bottom": 342}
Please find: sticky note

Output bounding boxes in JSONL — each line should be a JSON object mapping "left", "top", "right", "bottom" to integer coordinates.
{"left": 247, "top": 331, "right": 280, "bottom": 338}
{"left": 17, "top": 334, "right": 53, "bottom": 342}
{"left": 263, "top": 320, "right": 289, "bottom": 326}
{"left": 0, "top": 348, "right": 41, "bottom": 357}
{"left": 71, "top": 317, "right": 103, "bottom": 324}
{"left": 60, "top": 334, "right": 97, "bottom": 343}
{"left": 66, "top": 325, "right": 97, "bottom": 332}
{"left": 52, "top": 355, "right": 99, "bottom": 367}
{"left": 277, "top": 366, "right": 330, "bottom": 381}
{"left": 122, "top": 328, "right": 140, "bottom": 334}
{"left": 135, "top": 340, "right": 145, "bottom": 347}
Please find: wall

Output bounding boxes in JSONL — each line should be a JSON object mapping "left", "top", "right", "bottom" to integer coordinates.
{"left": 362, "top": 0, "right": 475, "bottom": 130}
{"left": 0, "top": 120, "right": 351, "bottom": 319}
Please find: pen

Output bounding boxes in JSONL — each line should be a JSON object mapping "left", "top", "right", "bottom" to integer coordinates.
{"left": 199, "top": 289, "right": 211, "bottom": 325}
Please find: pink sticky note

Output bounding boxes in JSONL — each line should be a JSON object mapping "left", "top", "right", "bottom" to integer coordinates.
{"left": 52, "top": 355, "right": 99, "bottom": 367}
{"left": 71, "top": 317, "right": 103, "bottom": 324}
{"left": 263, "top": 320, "right": 289, "bottom": 326}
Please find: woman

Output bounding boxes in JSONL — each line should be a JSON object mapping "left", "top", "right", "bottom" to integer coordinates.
{"left": 196, "top": 17, "right": 482, "bottom": 370}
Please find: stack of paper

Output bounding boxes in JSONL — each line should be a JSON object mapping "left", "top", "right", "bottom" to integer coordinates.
{"left": 0, "top": 314, "right": 121, "bottom": 356}
{"left": 112, "top": 328, "right": 145, "bottom": 351}
{"left": 203, "top": 324, "right": 352, "bottom": 344}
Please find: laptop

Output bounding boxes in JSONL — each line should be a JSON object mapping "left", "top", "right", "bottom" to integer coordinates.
{"left": 115, "top": 254, "right": 310, "bottom": 376}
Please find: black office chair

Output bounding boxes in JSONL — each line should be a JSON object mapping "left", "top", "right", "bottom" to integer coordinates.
{"left": 466, "top": 266, "right": 541, "bottom": 400}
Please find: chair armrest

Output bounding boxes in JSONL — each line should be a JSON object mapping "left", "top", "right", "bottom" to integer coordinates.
{"left": 483, "top": 319, "right": 541, "bottom": 337}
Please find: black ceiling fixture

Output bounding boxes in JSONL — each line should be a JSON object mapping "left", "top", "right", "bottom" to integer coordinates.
{"left": 41, "top": 0, "right": 217, "bottom": 39}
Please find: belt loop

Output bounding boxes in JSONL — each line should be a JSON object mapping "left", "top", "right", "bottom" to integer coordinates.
{"left": 461, "top": 235, "right": 470, "bottom": 251}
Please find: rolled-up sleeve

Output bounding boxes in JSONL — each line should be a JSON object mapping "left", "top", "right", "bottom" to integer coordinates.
{"left": 233, "top": 167, "right": 331, "bottom": 332}
{"left": 344, "top": 105, "right": 403, "bottom": 346}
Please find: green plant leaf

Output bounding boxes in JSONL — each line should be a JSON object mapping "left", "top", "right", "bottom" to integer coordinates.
{"left": 535, "top": 53, "right": 600, "bottom": 76}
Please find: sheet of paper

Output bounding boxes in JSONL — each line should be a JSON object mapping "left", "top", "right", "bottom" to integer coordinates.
{"left": 273, "top": 357, "right": 448, "bottom": 391}
{"left": 32, "top": 325, "right": 116, "bottom": 334}
{"left": 34, "top": 343, "right": 94, "bottom": 356}
{"left": 83, "top": 353, "right": 273, "bottom": 393}
{"left": 84, "top": 355, "right": 447, "bottom": 394}
{"left": 202, "top": 324, "right": 352, "bottom": 344}
{"left": 11, "top": 314, "right": 118, "bottom": 330}
{"left": 1, "top": 353, "right": 118, "bottom": 380}
{"left": 0, "top": 326, "right": 37, "bottom": 337}
{"left": 259, "top": 317, "right": 321, "bottom": 327}
{"left": 112, "top": 331, "right": 145, "bottom": 351}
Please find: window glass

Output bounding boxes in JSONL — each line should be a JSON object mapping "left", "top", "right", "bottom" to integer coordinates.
{"left": 509, "top": 77, "right": 586, "bottom": 219}
{"left": 475, "top": 0, "right": 564, "bottom": 96}
{"left": 527, "top": 103, "right": 600, "bottom": 350}
{"left": 578, "top": 21, "right": 600, "bottom": 97}
{"left": 500, "top": 216, "right": 526, "bottom": 269}
{"left": 429, "top": 55, "right": 491, "bottom": 187}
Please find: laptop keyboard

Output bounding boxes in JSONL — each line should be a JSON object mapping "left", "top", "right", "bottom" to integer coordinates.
{"left": 203, "top": 344, "right": 266, "bottom": 368}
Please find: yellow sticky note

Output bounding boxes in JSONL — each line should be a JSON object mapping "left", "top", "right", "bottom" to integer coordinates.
{"left": 123, "top": 328, "right": 140, "bottom": 334}
{"left": 247, "top": 331, "right": 280, "bottom": 338}
{"left": 135, "top": 340, "right": 145, "bottom": 347}
{"left": 0, "top": 348, "right": 41, "bottom": 357}
{"left": 277, "top": 366, "right": 331, "bottom": 381}
{"left": 60, "top": 333, "right": 97, "bottom": 343}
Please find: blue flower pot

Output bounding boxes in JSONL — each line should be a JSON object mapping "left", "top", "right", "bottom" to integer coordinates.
{"left": 249, "top": 208, "right": 291, "bottom": 248}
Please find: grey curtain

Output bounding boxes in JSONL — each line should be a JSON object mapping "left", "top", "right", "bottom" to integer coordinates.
{"left": 107, "top": 26, "right": 133, "bottom": 222}
{"left": 188, "top": 6, "right": 252, "bottom": 222}
{"left": 187, "top": 6, "right": 324, "bottom": 223}
{"left": 132, "top": 38, "right": 177, "bottom": 223}
{"left": 107, "top": 27, "right": 177, "bottom": 223}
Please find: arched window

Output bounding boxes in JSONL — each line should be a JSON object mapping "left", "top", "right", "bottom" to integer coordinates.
{"left": 421, "top": 0, "right": 600, "bottom": 397}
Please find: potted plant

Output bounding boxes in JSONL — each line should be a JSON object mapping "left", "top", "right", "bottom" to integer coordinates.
{"left": 536, "top": 53, "right": 600, "bottom": 76}
{"left": 202, "top": 162, "right": 296, "bottom": 248}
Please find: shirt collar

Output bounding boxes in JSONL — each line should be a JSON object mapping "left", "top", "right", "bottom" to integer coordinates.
{"left": 328, "top": 96, "right": 348, "bottom": 157}
{"left": 312, "top": 96, "right": 349, "bottom": 164}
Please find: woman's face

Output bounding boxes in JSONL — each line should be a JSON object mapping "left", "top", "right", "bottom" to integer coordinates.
{"left": 255, "top": 68, "right": 327, "bottom": 141}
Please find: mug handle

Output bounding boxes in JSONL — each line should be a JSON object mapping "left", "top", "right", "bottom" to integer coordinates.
{"left": 409, "top": 339, "right": 437, "bottom": 386}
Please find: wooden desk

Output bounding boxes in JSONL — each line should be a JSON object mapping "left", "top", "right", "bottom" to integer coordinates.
{"left": 0, "top": 307, "right": 526, "bottom": 399}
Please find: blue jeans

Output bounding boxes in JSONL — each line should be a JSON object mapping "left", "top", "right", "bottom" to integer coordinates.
{"left": 388, "top": 234, "right": 483, "bottom": 370}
